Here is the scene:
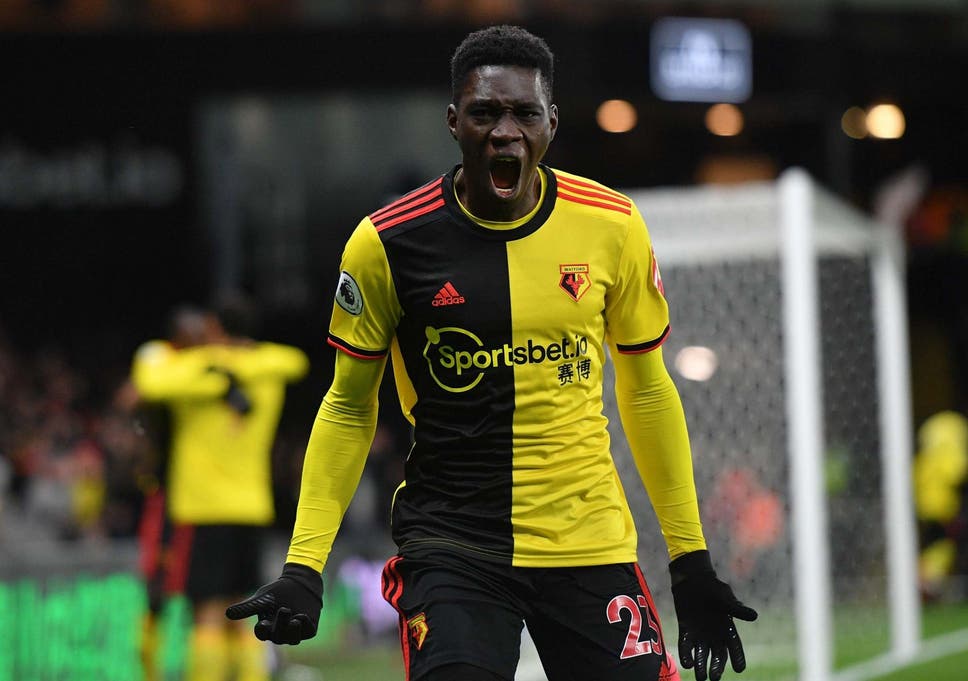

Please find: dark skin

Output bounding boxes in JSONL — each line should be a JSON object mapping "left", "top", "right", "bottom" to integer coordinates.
{"left": 447, "top": 65, "right": 558, "bottom": 222}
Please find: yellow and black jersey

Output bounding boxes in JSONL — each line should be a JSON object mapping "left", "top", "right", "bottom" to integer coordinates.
{"left": 133, "top": 342, "right": 309, "bottom": 526}
{"left": 327, "top": 165, "right": 673, "bottom": 568}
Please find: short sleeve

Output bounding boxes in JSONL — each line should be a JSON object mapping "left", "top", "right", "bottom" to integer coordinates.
{"left": 604, "top": 202, "right": 671, "bottom": 354}
{"left": 328, "top": 218, "right": 401, "bottom": 359}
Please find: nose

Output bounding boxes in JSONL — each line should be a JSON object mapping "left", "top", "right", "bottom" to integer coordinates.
{"left": 490, "top": 111, "right": 522, "bottom": 144}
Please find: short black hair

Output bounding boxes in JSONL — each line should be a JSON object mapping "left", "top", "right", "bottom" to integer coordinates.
{"left": 166, "top": 303, "right": 209, "bottom": 347}
{"left": 450, "top": 25, "right": 554, "bottom": 104}
{"left": 214, "top": 292, "right": 259, "bottom": 338}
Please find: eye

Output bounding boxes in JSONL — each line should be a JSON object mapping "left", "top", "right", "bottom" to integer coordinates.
{"left": 468, "top": 106, "right": 496, "bottom": 120}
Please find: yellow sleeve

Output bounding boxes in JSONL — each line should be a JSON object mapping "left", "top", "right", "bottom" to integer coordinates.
{"left": 604, "top": 202, "right": 670, "bottom": 352}
{"left": 285, "top": 349, "right": 386, "bottom": 572}
{"left": 328, "top": 218, "right": 402, "bottom": 359}
{"left": 230, "top": 343, "right": 310, "bottom": 383}
{"left": 611, "top": 345, "right": 706, "bottom": 560}
{"left": 131, "top": 344, "right": 229, "bottom": 401}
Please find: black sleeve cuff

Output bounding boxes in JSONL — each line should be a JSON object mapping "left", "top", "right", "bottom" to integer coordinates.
{"left": 669, "top": 549, "right": 714, "bottom": 586}
{"left": 282, "top": 562, "right": 324, "bottom": 599}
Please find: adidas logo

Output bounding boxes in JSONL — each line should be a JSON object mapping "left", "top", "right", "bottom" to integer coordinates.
{"left": 432, "top": 281, "right": 465, "bottom": 306}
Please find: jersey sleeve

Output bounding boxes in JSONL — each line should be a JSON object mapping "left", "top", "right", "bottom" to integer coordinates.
{"left": 286, "top": 351, "right": 385, "bottom": 572}
{"left": 131, "top": 344, "right": 229, "bottom": 400}
{"left": 231, "top": 343, "right": 310, "bottom": 383}
{"left": 604, "top": 202, "right": 670, "bottom": 354}
{"left": 611, "top": 345, "right": 707, "bottom": 559}
{"left": 327, "top": 218, "right": 401, "bottom": 360}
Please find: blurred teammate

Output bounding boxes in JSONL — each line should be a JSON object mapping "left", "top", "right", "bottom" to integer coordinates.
{"left": 119, "top": 304, "right": 218, "bottom": 681}
{"left": 135, "top": 298, "right": 309, "bottom": 681}
{"left": 913, "top": 410, "right": 968, "bottom": 600}
{"left": 228, "top": 25, "right": 756, "bottom": 681}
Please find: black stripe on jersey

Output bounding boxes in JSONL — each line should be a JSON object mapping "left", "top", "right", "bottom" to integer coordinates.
{"left": 378, "top": 201, "right": 517, "bottom": 562}
{"left": 326, "top": 334, "right": 387, "bottom": 360}
{"left": 615, "top": 325, "right": 671, "bottom": 354}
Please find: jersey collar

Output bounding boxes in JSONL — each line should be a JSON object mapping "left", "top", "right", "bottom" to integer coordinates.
{"left": 442, "top": 163, "right": 558, "bottom": 242}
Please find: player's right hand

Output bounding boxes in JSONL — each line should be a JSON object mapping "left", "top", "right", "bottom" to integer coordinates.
{"left": 225, "top": 562, "right": 323, "bottom": 645}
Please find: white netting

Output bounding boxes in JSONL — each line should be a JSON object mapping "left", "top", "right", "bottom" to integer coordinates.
{"left": 600, "top": 173, "right": 912, "bottom": 681}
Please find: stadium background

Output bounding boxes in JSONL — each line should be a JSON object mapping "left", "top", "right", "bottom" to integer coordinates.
{"left": 1, "top": 1, "right": 968, "bottom": 680}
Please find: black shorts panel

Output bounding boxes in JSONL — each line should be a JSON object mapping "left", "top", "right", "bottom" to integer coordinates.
{"left": 381, "top": 550, "right": 676, "bottom": 681}
{"left": 524, "top": 563, "right": 671, "bottom": 681}
{"left": 382, "top": 551, "right": 524, "bottom": 681}
{"left": 184, "top": 524, "right": 265, "bottom": 604}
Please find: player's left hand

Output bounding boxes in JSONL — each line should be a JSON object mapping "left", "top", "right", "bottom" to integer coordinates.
{"left": 670, "top": 550, "right": 758, "bottom": 681}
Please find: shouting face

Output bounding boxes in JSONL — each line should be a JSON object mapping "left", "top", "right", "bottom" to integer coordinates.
{"left": 447, "top": 65, "right": 558, "bottom": 222}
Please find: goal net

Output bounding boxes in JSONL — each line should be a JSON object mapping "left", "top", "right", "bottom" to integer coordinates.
{"left": 604, "top": 169, "right": 918, "bottom": 681}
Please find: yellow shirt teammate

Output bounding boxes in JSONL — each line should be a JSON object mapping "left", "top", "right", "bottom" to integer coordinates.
{"left": 229, "top": 25, "right": 756, "bottom": 681}
{"left": 137, "top": 341, "right": 307, "bottom": 526}
{"left": 123, "top": 304, "right": 218, "bottom": 681}
{"left": 136, "top": 314, "right": 308, "bottom": 681}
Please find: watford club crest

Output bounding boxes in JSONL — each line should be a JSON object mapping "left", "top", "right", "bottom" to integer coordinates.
{"left": 407, "top": 612, "right": 430, "bottom": 650}
{"left": 559, "top": 264, "right": 591, "bottom": 301}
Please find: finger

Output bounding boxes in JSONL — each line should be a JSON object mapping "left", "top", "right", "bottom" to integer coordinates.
{"left": 728, "top": 602, "right": 758, "bottom": 622}
{"left": 726, "top": 621, "right": 748, "bottom": 673}
{"left": 226, "top": 591, "right": 276, "bottom": 620}
{"left": 679, "top": 631, "right": 695, "bottom": 669}
{"left": 694, "top": 641, "right": 709, "bottom": 681}
{"left": 709, "top": 642, "right": 727, "bottom": 681}
{"left": 292, "top": 613, "right": 317, "bottom": 639}
{"left": 254, "top": 618, "right": 274, "bottom": 641}
{"left": 273, "top": 607, "right": 294, "bottom": 635}
{"left": 225, "top": 596, "right": 261, "bottom": 620}
{"left": 256, "top": 607, "right": 293, "bottom": 644}
{"left": 283, "top": 616, "right": 305, "bottom": 645}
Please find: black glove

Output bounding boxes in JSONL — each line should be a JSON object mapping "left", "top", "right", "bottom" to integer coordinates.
{"left": 225, "top": 562, "right": 323, "bottom": 645}
{"left": 207, "top": 367, "right": 252, "bottom": 415}
{"left": 223, "top": 373, "right": 252, "bottom": 415}
{"left": 670, "top": 550, "right": 758, "bottom": 681}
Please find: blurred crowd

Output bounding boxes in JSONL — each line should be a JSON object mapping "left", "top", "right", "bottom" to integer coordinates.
{"left": 0, "top": 327, "right": 149, "bottom": 542}
{"left": 0, "top": 321, "right": 403, "bottom": 551}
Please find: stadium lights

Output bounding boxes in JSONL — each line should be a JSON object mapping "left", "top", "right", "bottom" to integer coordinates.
{"left": 596, "top": 99, "right": 638, "bottom": 133}
{"left": 704, "top": 103, "right": 744, "bottom": 136}
{"left": 841, "top": 106, "right": 868, "bottom": 139}
{"left": 674, "top": 345, "right": 718, "bottom": 381}
{"left": 866, "top": 103, "right": 905, "bottom": 139}
{"left": 840, "top": 103, "right": 906, "bottom": 140}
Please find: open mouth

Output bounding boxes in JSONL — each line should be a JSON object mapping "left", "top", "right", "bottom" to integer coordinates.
{"left": 490, "top": 157, "right": 522, "bottom": 196}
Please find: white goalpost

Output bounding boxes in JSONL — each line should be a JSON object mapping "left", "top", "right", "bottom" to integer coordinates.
{"left": 600, "top": 168, "right": 920, "bottom": 681}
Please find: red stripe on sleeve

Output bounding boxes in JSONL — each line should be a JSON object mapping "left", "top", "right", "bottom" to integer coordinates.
{"left": 615, "top": 325, "right": 671, "bottom": 354}
{"left": 375, "top": 198, "right": 446, "bottom": 232}
{"left": 371, "top": 178, "right": 444, "bottom": 221}
{"left": 557, "top": 191, "right": 632, "bottom": 215}
{"left": 326, "top": 336, "right": 387, "bottom": 360}
{"left": 556, "top": 174, "right": 629, "bottom": 201}
{"left": 556, "top": 178, "right": 631, "bottom": 209}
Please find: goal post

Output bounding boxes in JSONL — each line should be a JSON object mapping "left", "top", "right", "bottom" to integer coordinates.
{"left": 605, "top": 168, "right": 919, "bottom": 681}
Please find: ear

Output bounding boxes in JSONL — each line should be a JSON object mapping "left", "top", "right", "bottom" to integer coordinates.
{"left": 548, "top": 103, "right": 559, "bottom": 142}
{"left": 446, "top": 103, "right": 458, "bottom": 141}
